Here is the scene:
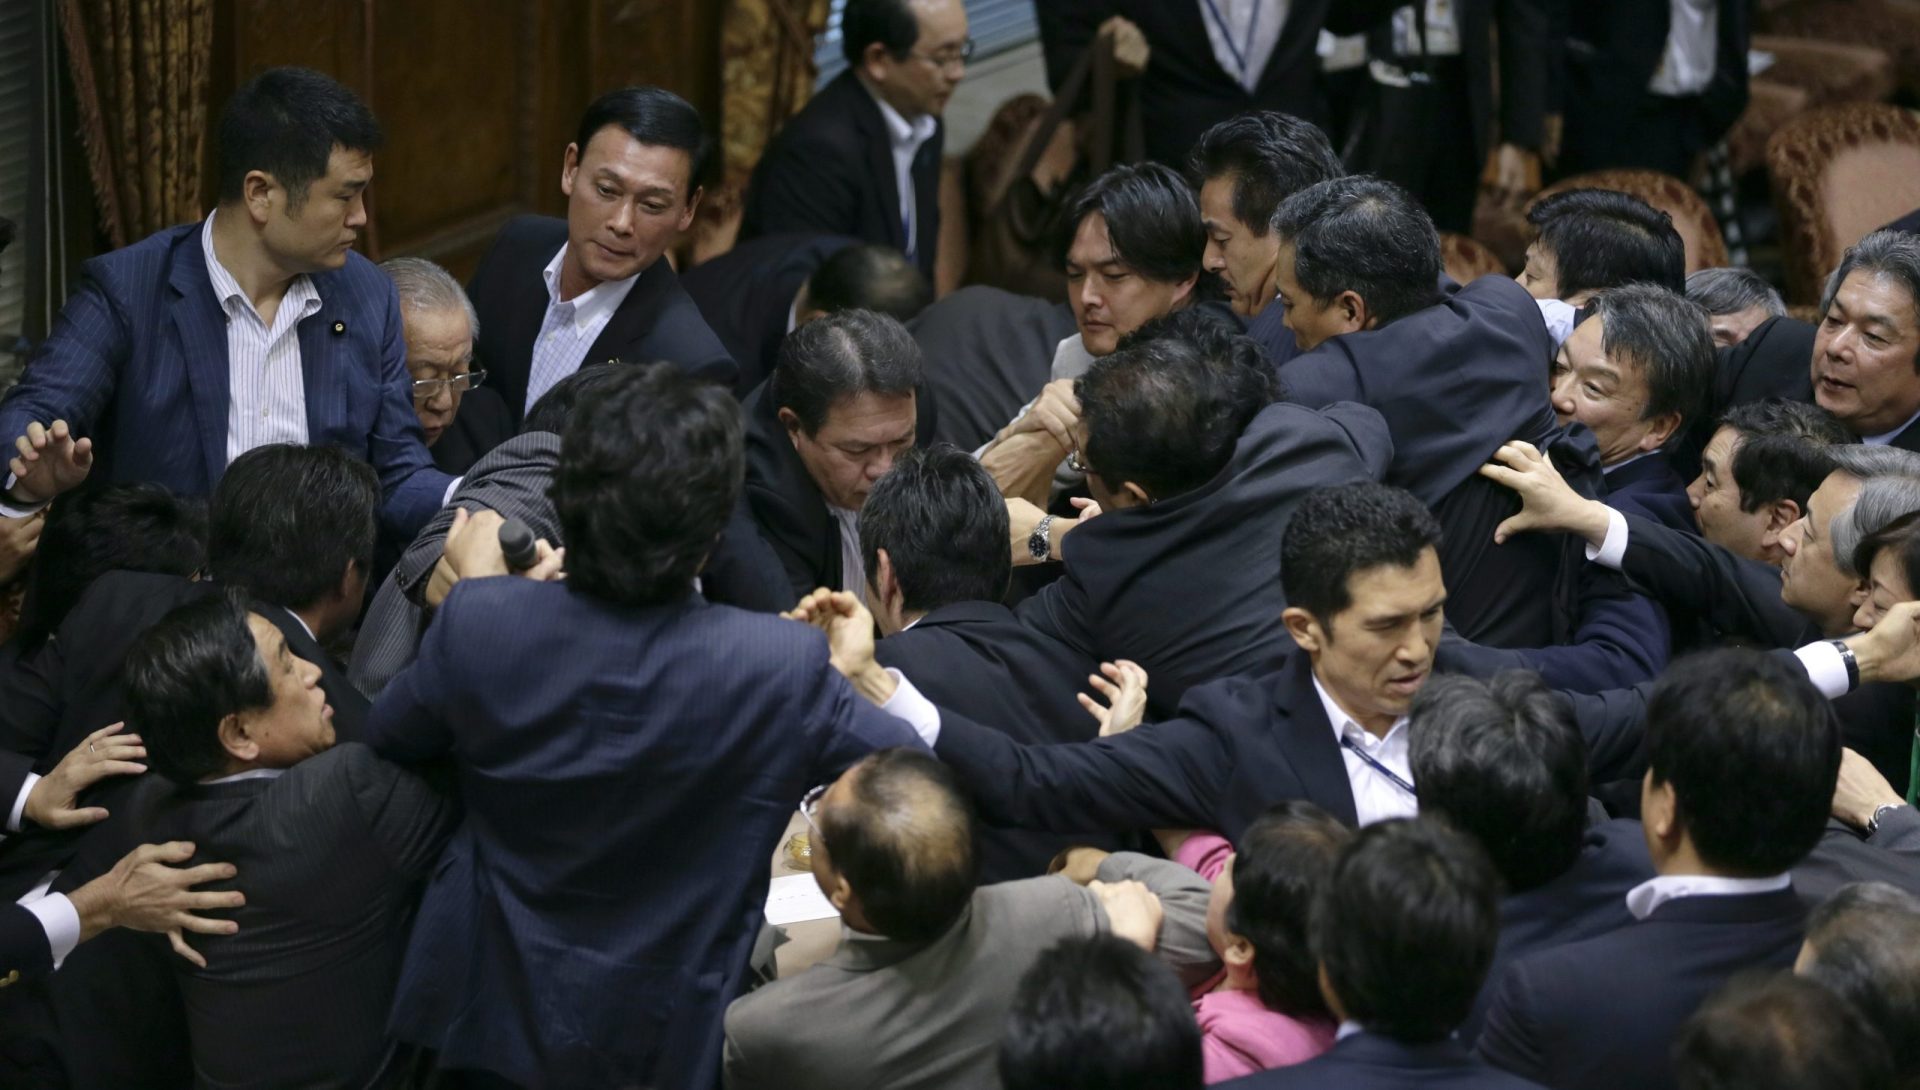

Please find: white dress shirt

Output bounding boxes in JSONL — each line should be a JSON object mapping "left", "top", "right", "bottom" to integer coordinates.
{"left": 202, "top": 211, "right": 320, "bottom": 466}
{"left": 1648, "top": 0, "right": 1719, "bottom": 96}
{"left": 1625, "top": 872, "right": 1791, "bottom": 919}
{"left": 523, "top": 244, "right": 640, "bottom": 412}
{"left": 859, "top": 80, "right": 938, "bottom": 264}
{"left": 1199, "top": 0, "right": 1288, "bottom": 93}
{"left": 1537, "top": 298, "right": 1578, "bottom": 350}
{"left": 829, "top": 505, "right": 869, "bottom": 604}
{"left": 1312, "top": 676, "right": 1419, "bottom": 826}
{"left": 1861, "top": 404, "right": 1920, "bottom": 446}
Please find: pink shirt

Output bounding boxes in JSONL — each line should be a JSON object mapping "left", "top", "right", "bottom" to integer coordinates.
{"left": 1174, "top": 831, "right": 1234, "bottom": 882}
{"left": 1195, "top": 987, "right": 1336, "bottom": 1083}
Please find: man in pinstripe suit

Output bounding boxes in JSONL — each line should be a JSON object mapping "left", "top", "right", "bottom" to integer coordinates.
{"left": 0, "top": 67, "right": 451, "bottom": 539}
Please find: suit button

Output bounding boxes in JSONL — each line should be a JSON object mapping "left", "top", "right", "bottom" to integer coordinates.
{"left": 0, "top": 969, "right": 21, "bottom": 988}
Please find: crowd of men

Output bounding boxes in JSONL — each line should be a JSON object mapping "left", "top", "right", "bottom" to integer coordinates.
{"left": 0, "top": 1, "right": 1917, "bottom": 1088}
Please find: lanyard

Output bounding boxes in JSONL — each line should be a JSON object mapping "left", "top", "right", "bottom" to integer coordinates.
{"left": 1342, "top": 735, "right": 1416, "bottom": 796}
{"left": 1199, "top": 0, "right": 1264, "bottom": 82}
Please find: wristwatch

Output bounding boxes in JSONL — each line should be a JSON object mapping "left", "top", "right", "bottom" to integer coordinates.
{"left": 1028, "top": 514, "right": 1056, "bottom": 562}
{"left": 1867, "top": 801, "right": 1907, "bottom": 835}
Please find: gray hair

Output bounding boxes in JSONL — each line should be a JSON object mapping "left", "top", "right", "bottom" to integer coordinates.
{"left": 1819, "top": 230, "right": 1920, "bottom": 346}
{"left": 1586, "top": 283, "right": 1715, "bottom": 436}
{"left": 1686, "top": 267, "right": 1785, "bottom": 319}
{"left": 380, "top": 256, "right": 480, "bottom": 340}
{"left": 1832, "top": 473, "right": 1920, "bottom": 577}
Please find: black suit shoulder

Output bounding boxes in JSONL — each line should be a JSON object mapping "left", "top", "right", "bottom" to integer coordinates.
{"left": 1715, "top": 316, "right": 1815, "bottom": 414}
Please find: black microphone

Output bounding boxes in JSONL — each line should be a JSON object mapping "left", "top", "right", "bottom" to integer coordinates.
{"left": 498, "top": 517, "right": 538, "bottom": 573}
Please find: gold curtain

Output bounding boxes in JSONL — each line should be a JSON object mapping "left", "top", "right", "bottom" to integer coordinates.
{"left": 715, "top": 0, "right": 831, "bottom": 212}
{"left": 58, "top": 0, "right": 213, "bottom": 249}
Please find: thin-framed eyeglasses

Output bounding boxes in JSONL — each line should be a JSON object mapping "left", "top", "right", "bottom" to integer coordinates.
{"left": 908, "top": 38, "right": 974, "bottom": 69}
{"left": 411, "top": 369, "right": 487, "bottom": 401}
{"left": 799, "top": 783, "right": 828, "bottom": 837}
{"left": 1066, "top": 448, "right": 1090, "bottom": 474}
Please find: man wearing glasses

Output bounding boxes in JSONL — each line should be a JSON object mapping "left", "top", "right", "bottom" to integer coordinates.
{"left": 741, "top": 0, "right": 971, "bottom": 281}
{"left": 380, "top": 257, "right": 511, "bottom": 475}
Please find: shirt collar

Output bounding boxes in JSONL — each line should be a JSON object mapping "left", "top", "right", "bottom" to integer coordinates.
{"left": 202, "top": 767, "right": 287, "bottom": 786}
{"left": 1861, "top": 402, "right": 1920, "bottom": 446}
{"left": 1603, "top": 450, "right": 1657, "bottom": 475}
{"left": 1336, "top": 1020, "right": 1365, "bottom": 1041}
{"left": 278, "top": 605, "right": 318, "bottom": 645}
{"left": 541, "top": 242, "right": 643, "bottom": 331}
{"left": 201, "top": 209, "right": 321, "bottom": 323}
{"left": 859, "top": 76, "right": 938, "bottom": 151}
{"left": 1624, "top": 872, "right": 1792, "bottom": 920}
{"left": 1310, "top": 674, "right": 1410, "bottom": 749}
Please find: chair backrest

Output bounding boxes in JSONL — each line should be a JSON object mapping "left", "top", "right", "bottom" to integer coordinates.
{"left": 1767, "top": 102, "right": 1920, "bottom": 303}
{"left": 1440, "top": 231, "right": 1509, "bottom": 284}
{"left": 1530, "top": 169, "right": 1731, "bottom": 276}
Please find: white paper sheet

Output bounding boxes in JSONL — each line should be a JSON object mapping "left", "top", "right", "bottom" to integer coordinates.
{"left": 764, "top": 873, "right": 840, "bottom": 926}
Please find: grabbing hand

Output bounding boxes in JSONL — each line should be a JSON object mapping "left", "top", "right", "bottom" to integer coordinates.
{"left": 1007, "top": 380, "right": 1083, "bottom": 453}
{"left": 8, "top": 420, "right": 93, "bottom": 505}
{"left": 1069, "top": 496, "right": 1103, "bottom": 523}
{"left": 24, "top": 722, "right": 147, "bottom": 830}
{"left": 1849, "top": 600, "right": 1920, "bottom": 685}
{"left": 68, "top": 841, "right": 244, "bottom": 968}
{"left": 1098, "top": 15, "right": 1151, "bottom": 78}
{"left": 1832, "top": 747, "right": 1904, "bottom": 830}
{"left": 0, "top": 509, "right": 44, "bottom": 585}
{"left": 784, "top": 588, "right": 896, "bottom": 704}
{"left": 1089, "top": 878, "right": 1163, "bottom": 951}
{"left": 1079, "top": 660, "right": 1148, "bottom": 736}
{"left": 1478, "top": 440, "right": 1609, "bottom": 546}
{"left": 1048, "top": 846, "right": 1113, "bottom": 885}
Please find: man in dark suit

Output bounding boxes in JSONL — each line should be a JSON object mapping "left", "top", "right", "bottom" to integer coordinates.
{"left": 1795, "top": 748, "right": 1920, "bottom": 902}
{"left": 1687, "top": 266, "right": 1787, "bottom": 350}
{"left": 741, "top": 0, "right": 966, "bottom": 280}
{"left": 910, "top": 285, "right": 1077, "bottom": 451}
{"left": 1477, "top": 649, "right": 1837, "bottom": 1090}
{"left": 364, "top": 364, "right": 927, "bottom": 1090}
{"left": 1011, "top": 311, "right": 1391, "bottom": 718}
{"left": 1035, "top": 2, "right": 1401, "bottom": 167}
{"left": 682, "top": 236, "right": 929, "bottom": 396}
{"left": 1227, "top": 818, "right": 1546, "bottom": 1090}
{"left": 1517, "top": 189, "right": 1688, "bottom": 353}
{"left": 1187, "top": 111, "right": 1344, "bottom": 365}
{"left": 77, "top": 592, "right": 455, "bottom": 1089}
{"left": 1686, "top": 400, "right": 1851, "bottom": 567}
{"left": 379, "top": 256, "right": 514, "bottom": 475}
{"left": 0, "top": 68, "right": 450, "bottom": 538}
{"left": 1558, "top": 0, "right": 1750, "bottom": 178}
{"left": 465, "top": 86, "right": 736, "bottom": 426}
{"left": 1810, "top": 230, "right": 1920, "bottom": 450}
{"left": 745, "top": 309, "right": 930, "bottom": 601}
{"left": 0, "top": 444, "right": 381, "bottom": 900}
{"left": 1270, "top": 176, "right": 1597, "bottom": 650}
{"left": 1550, "top": 284, "right": 1715, "bottom": 533}
{"left": 861, "top": 445, "right": 1117, "bottom": 880}
{"left": 1407, "top": 674, "right": 1653, "bottom": 1043}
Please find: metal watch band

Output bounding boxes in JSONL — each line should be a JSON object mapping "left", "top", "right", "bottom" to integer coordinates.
{"left": 1028, "top": 514, "right": 1055, "bottom": 562}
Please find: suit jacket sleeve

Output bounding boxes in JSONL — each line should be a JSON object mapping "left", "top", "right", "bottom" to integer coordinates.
{"left": 1436, "top": 565, "right": 1668, "bottom": 693}
{"left": 0, "top": 638, "right": 64, "bottom": 764}
{"left": 0, "top": 901, "right": 54, "bottom": 984}
{"left": 1095, "top": 852, "right": 1222, "bottom": 990}
{"left": 701, "top": 499, "right": 798, "bottom": 614}
{"left": 1618, "top": 512, "right": 1805, "bottom": 647}
{"left": 1013, "top": 564, "right": 1099, "bottom": 662}
{"left": 0, "top": 749, "right": 31, "bottom": 837}
{"left": 933, "top": 706, "right": 1232, "bottom": 834}
{"left": 1497, "top": 0, "right": 1553, "bottom": 149}
{"left": 1870, "top": 805, "right": 1920, "bottom": 854}
{"left": 1556, "top": 681, "right": 1652, "bottom": 784}
{"left": 368, "top": 280, "right": 454, "bottom": 539}
{"left": 342, "top": 743, "right": 456, "bottom": 879}
{"left": 1475, "top": 958, "right": 1552, "bottom": 1082}
{"left": 0, "top": 268, "right": 129, "bottom": 443}
{"left": 805, "top": 651, "right": 928, "bottom": 784}
{"left": 362, "top": 584, "right": 466, "bottom": 765}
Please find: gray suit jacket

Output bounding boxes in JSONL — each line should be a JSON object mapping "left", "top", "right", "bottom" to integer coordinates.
{"left": 1794, "top": 807, "right": 1920, "bottom": 904}
{"left": 722, "top": 853, "right": 1215, "bottom": 1090}
{"left": 350, "top": 431, "right": 564, "bottom": 695}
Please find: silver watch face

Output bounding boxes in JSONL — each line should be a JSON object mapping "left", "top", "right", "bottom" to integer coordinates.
{"left": 1029, "top": 517, "right": 1052, "bottom": 560}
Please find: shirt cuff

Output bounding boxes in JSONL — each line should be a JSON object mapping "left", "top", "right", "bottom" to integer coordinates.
{"left": 7, "top": 773, "right": 38, "bottom": 834}
{"left": 1795, "top": 640, "right": 1852, "bottom": 700}
{"left": 1583, "top": 506, "right": 1629, "bottom": 569}
{"left": 441, "top": 476, "right": 465, "bottom": 507}
{"left": 0, "top": 473, "right": 47, "bottom": 519}
{"left": 24, "top": 893, "right": 81, "bottom": 969}
{"left": 879, "top": 669, "right": 941, "bottom": 747}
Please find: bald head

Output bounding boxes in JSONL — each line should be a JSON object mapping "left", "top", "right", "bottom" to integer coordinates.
{"left": 815, "top": 748, "right": 976, "bottom": 941}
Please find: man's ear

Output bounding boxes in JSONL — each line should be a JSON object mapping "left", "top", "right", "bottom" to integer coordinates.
{"left": 217, "top": 712, "right": 258, "bottom": 765}
{"left": 874, "top": 548, "right": 902, "bottom": 612}
{"left": 825, "top": 871, "right": 856, "bottom": 914}
{"left": 242, "top": 170, "right": 277, "bottom": 224}
{"left": 1222, "top": 933, "right": 1256, "bottom": 972}
{"left": 777, "top": 407, "right": 805, "bottom": 449}
{"left": 1282, "top": 605, "right": 1324, "bottom": 654}
{"left": 1640, "top": 412, "right": 1684, "bottom": 452}
{"left": 861, "top": 40, "right": 896, "bottom": 81}
{"left": 1120, "top": 481, "right": 1152, "bottom": 507}
{"left": 1760, "top": 500, "right": 1802, "bottom": 546}
{"left": 1337, "top": 290, "right": 1372, "bottom": 333}
{"left": 1849, "top": 578, "right": 1871, "bottom": 610}
{"left": 560, "top": 142, "right": 581, "bottom": 198}
{"left": 1643, "top": 770, "right": 1678, "bottom": 843}
{"left": 1170, "top": 274, "right": 1200, "bottom": 311}
{"left": 677, "top": 185, "right": 704, "bottom": 232}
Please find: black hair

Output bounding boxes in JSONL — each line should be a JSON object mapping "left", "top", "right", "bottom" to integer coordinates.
{"left": 572, "top": 85, "right": 711, "bottom": 196}
{"left": 1820, "top": 229, "right": 1920, "bottom": 375}
{"left": 805, "top": 245, "right": 932, "bottom": 323}
{"left": 550, "top": 362, "right": 742, "bottom": 608}
{"left": 1227, "top": 801, "right": 1352, "bottom": 1018}
{"left": 1271, "top": 176, "right": 1442, "bottom": 327}
{"left": 1646, "top": 648, "right": 1840, "bottom": 875}
{"left": 815, "top": 748, "right": 977, "bottom": 942}
{"left": 1675, "top": 973, "right": 1893, "bottom": 1090}
{"left": 1803, "top": 882, "right": 1920, "bottom": 1087}
{"left": 841, "top": 0, "right": 922, "bottom": 65}
{"left": 771, "top": 308, "right": 922, "bottom": 435}
{"left": 1059, "top": 163, "right": 1207, "bottom": 286}
{"left": 858, "top": 444, "right": 1009, "bottom": 612}
{"left": 14, "top": 483, "right": 207, "bottom": 652}
{"left": 1410, "top": 671, "right": 1588, "bottom": 892}
{"left": 999, "top": 934, "right": 1204, "bottom": 1090}
{"left": 218, "top": 66, "right": 382, "bottom": 209}
{"left": 208, "top": 444, "right": 378, "bottom": 611}
{"left": 1586, "top": 284, "right": 1715, "bottom": 440}
{"left": 1280, "top": 482, "right": 1442, "bottom": 627}
{"left": 1187, "top": 111, "right": 1345, "bottom": 237}
{"left": 1716, "top": 400, "right": 1851, "bottom": 516}
{"left": 1686, "top": 267, "right": 1786, "bottom": 319}
{"left": 1312, "top": 817, "right": 1501, "bottom": 1043}
{"left": 1853, "top": 508, "right": 1920, "bottom": 601}
{"left": 521, "top": 359, "right": 628, "bottom": 436}
{"left": 1076, "top": 309, "right": 1278, "bottom": 501}
{"left": 124, "top": 590, "right": 274, "bottom": 786}
{"left": 1526, "top": 189, "right": 1686, "bottom": 298}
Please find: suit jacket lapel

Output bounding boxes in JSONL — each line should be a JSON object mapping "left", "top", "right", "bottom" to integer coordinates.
{"left": 1275, "top": 655, "right": 1361, "bottom": 827}
{"left": 584, "top": 257, "right": 676, "bottom": 365}
{"left": 296, "top": 280, "right": 340, "bottom": 446}
{"left": 843, "top": 76, "right": 907, "bottom": 252}
{"left": 167, "top": 235, "right": 236, "bottom": 489}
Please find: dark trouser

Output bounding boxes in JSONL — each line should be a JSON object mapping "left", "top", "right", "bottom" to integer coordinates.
{"left": 1343, "top": 58, "right": 1481, "bottom": 234}
{"left": 1560, "top": 92, "right": 1706, "bottom": 181}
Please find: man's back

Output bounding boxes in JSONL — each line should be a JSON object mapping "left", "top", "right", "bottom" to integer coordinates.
{"left": 1229, "top": 1032, "right": 1547, "bottom": 1090}
{"left": 365, "top": 576, "right": 919, "bottom": 1089}
{"left": 128, "top": 743, "right": 452, "bottom": 1089}
{"left": 679, "top": 232, "right": 856, "bottom": 396}
{"left": 910, "top": 286, "right": 1075, "bottom": 451}
{"left": 1475, "top": 887, "right": 1806, "bottom": 1090}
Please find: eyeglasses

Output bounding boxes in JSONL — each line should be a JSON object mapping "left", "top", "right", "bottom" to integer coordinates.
{"left": 411, "top": 370, "right": 487, "bottom": 400}
{"left": 1067, "top": 448, "right": 1091, "bottom": 474}
{"left": 909, "top": 38, "right": 974, "bottom": 69}
{"left": 799, "top": 783, "right": 828, "bottom": 837}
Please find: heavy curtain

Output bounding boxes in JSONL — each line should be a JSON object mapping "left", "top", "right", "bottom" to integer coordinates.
{"left": 58, "top": 0, "right": 212, "bottom": 248}
{"left": 716, "top": 0, "right": 831, "bottom": 211}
